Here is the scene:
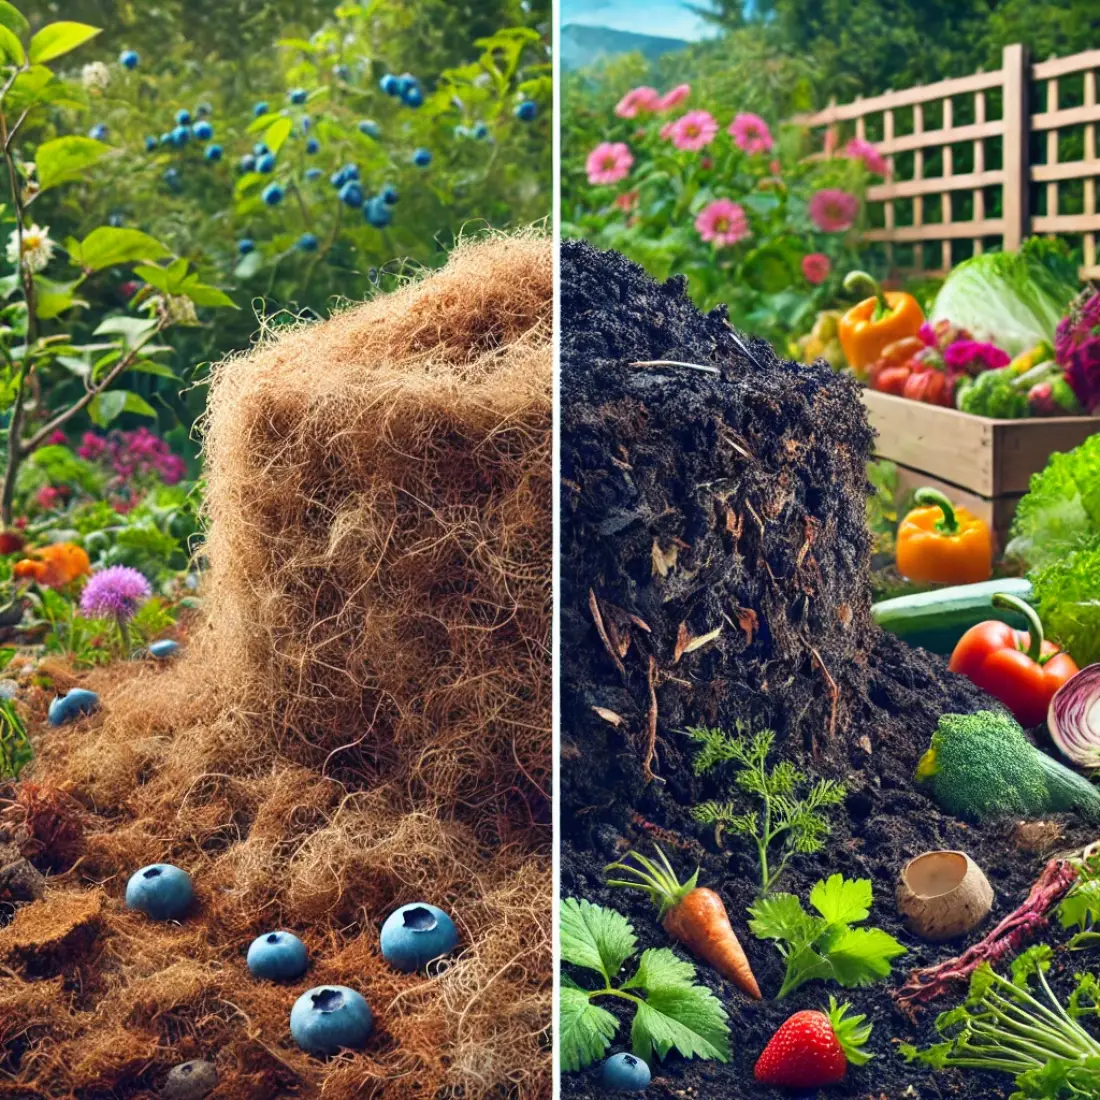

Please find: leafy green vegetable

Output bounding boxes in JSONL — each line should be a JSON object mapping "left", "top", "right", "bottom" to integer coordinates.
{"left": 747, "top": 874, "right": 904, "bottom": 998}
{"left": 956, "top": 365, "right": 1030, "bottom": 418}
{"left": 1032, "top": 542, "right": 1100, "bottom": 669}
{"left": 901, "top": 946, "right": 1100, "bottom": 1098}
{"left": 559, "top": 897, "right": 730, "bottom": 1072}
{"left": 687, "top": 722, "right": 845, "bottom": 893}
{"left": 931, "top": 237, "right": 1079, "bottom": 357}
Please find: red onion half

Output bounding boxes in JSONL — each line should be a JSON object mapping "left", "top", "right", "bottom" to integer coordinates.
{"left": 1049, "top": 664, "right": 1100, "bottom": 770}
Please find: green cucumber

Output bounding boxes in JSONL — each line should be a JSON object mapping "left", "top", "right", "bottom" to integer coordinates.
{"left": 871, "top": 577, "right": 1033, "bottom": 655}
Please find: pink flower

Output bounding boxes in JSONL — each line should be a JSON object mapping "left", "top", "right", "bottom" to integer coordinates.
{"left": 846, "top": 137, "right": 886, "bottom": 175}
{"left": 80, "top": 565, "right": 151, "bottom": 623}
{"left": 729, "top": 113, "right": 774, "bottom": 155}
{"left": 659, "top": 119, "right": 676, "bottom": 140}
{"left": 668, "top": 110, "right": 718, "bottom": 152}
{"left": 918, "top": 322, "right": 937, "bottom": 346}
{"left": 36, "top": 485, "right": 62, "bottom": 510}
{"left": 46, "top": 430, "right": 67, "bottom": 446}
{"left": 586, "top": 142, "right": 634, "bottom": 186}
{"left": 657, "top": 83, "right": 690, "bottom": 111}
{"left": 802, "top": 253, "right": 831, "bottom": 285}
{"left": 695, "top": 199, "right": 750, "bottom": 248}
{"left": 769, "top": 158, "right": 782, "bottom": 175}
{"left": 615, "top": 86, "right": 660, "bottom": 119}
{"left": 944, "top": 339, "right": 1010, "bottom": 373}
{"left": 614, "top": 190, "right": 639, "bottom": 212}
{"left": 809, "top": 189, "right": 859, "bottom": 232}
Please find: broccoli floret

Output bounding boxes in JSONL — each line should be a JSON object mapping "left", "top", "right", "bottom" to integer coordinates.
{"left": 917, "top": 710, "right": 1100, "bottom": 822}
{"left": 957, "top": 367, "right": 1029, "bottom": 418}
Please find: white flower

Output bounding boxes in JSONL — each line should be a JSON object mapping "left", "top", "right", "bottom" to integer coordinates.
{"left": 81, "top": 61, "right": 110, "bottom": 90}
{"left": 6, "top": 224, "right": 54, "bottom": 273}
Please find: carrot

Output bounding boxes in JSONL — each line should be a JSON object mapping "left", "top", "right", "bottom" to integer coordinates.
{"left": 606, "top": 844, "right": 761, "bottom": 1000}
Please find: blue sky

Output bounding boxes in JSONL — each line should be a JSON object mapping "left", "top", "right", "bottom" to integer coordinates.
{"left": 560, "top": 0, "right": 718, "bottom": 40}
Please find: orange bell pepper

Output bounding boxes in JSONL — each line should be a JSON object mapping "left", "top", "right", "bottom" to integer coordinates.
{"left": 895, "top": 488, "right": 993, "bottom": 585}
{"left": 838, "top": 271, "right": 925, "bottom": 379}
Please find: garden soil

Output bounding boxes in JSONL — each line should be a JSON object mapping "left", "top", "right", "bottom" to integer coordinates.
{"left": 559, "top": 240, "right": 1094, "bottom": 1100}
{"left": 0, "top": 230, "right": 552, "bottom": 1100}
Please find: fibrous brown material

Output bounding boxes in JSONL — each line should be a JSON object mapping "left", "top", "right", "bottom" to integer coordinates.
{"left": 0, "top": 231, "right": 552, "bottom": 1099}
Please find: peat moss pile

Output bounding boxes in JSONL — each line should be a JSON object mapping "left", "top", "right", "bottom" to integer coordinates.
{"left": 560, "top": 241, "right": 1092, "bottom": 1099}
{"left": 0, "top": 232, "right": 552, "bottom": 1099}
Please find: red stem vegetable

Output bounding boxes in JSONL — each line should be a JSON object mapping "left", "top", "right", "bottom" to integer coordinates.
{"left": 948, "top": 592, "right": 1079, "bottom": 728}
{"left": 606, "top": 845, "right": 761, "bottom": 999}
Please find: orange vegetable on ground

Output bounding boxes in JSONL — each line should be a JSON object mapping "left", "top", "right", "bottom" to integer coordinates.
{"left": 606, "top": 845, "right": 761, "bottom": 999}
{"left": 896, "top": 488, "right": 992, "bottom": 585}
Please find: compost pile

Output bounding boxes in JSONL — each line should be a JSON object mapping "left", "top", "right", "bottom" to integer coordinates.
{"left": 0, "top": 232, "right": 552, "bottom": 1099}
{"left": 560, "top": 241, "right": 1093, "bottom": 1099}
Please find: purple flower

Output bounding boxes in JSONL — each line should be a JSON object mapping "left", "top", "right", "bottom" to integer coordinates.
{"left": 943, "top": 339, "right": 1010, "bottom": 375}
{"left": 80, "top": 566, "right": 151, "bottom": 623}
{"left": 1056, "top": 289, "right": 1100, "bottom": 413}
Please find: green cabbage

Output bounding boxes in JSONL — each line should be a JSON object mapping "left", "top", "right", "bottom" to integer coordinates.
{"left": 931, "top": 238, "right": 1079, "bottom": 357}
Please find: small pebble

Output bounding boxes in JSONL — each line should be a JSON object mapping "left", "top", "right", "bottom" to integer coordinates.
{"left": 161, "top": 1059, "right": 217, "bottom": 1100}
{"left": 149, "top": 640, "right": 181, "bottom": 660}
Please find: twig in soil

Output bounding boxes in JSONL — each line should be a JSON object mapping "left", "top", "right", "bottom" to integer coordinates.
{"left": 894, "top": 851, "right": 1086, "bottom": 1010}
{"left": 588, "top": 589, "right": 626, "bottom": 679}
{"left": 629, "top": 359, "right": 721, "bottom": 376}
{"left": 809, "top": 646, "right": 840, "bottom": 745}
{"left": 644, "top": 655, "right": 664, "bottom": 784}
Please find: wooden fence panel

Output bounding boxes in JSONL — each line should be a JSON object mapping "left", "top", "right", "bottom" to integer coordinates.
{"left": 790, "top": 44, "right": 1100, "bottom": 282}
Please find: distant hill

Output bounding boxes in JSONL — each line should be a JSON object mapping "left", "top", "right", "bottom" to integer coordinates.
{"left": 561, "top": 23, "right": 689, "bottom": 70}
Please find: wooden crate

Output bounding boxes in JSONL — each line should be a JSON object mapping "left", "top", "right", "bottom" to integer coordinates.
{"left": 862, "top": 389, "right": 1098, "bottom": 542}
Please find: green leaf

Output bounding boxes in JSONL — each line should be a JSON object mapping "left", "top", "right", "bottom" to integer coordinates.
{"left": 264, "top": 116, "right": 292, "bottom": 155}
{"left": 0, "top": 23, "right": 23, "bottom": 65}
{"left": 70, "top": 228, "right": 172, "bottom": 272}
{"left": 777, "top": 942, "right": 837, "bottom": 997}
{"left": 177, "top": 279, "right": 237, "bottom": 309}
{"left": 28, "top": 21, "right": 100, "bottom": 63}
{"left": 622, "top": 947, "right": 696, "bottom": 994}
{"left": 747, "top": 892, "right": 819, "bottom": 946}
{"left": 88, "top": 389, "right": 155, "bottom": 428}
{"left": 126, "top": 359, "right": 176, "bottom": 380}
{"left": 823, "top": 926, "right": 906, "bottom": 988}
{"left": 560, "top": 897, "right": 636, "bottom": 982}
{"left": 35, "top": 136, "right": 108, "bottom": 192}
{"left": 93, "top": 315, "right": 159, "bottom": 348}
{"left": 0, "top": 2, "right": 29, "bottom": 37}
{"left": 234, "top": 251, "right": 264, "bottom": 280}
{"left": 811, "top": 875, "right": 872, "bottom": 926}
{"left": 631, "top": 985, "right": 730, "bottom": 1064}
{"left": 560, "top": 984, "right": 617, "bottom": 1072}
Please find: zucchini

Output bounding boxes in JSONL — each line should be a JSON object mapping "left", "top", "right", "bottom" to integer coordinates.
{"left": 872, "top": 577, "right": 1033, "bottom": 655}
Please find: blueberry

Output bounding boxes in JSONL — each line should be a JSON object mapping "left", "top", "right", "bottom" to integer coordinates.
{"left": 380, "top": 184, "right": 398, "bottom": 205}
{"left": 306, "top": 137, "right": 320, "bottom": 155}
{"left": 601, "top": 1053, "right": 651, "bottom": 1091}
{"left": 342, "top": 164, "right": 360, "bottom": 181}
{"left": 289, "top": 87, "right": 308, "bottom": 105}
{"left": 515, "top": 100, "right": 537, "bottom": 122}
{"left": 88, "top": 123, "right": 108, "bottom": 141}
{"left": 204, "top": 144, "right": 223, "bottom": 162}
{"left": 47, "top": 688, "right": 99, "bottom": 726}
{"left": 396, "top": 73, "right": 417, "bottom": 98}
{"left": 412, "top": 147, "right": 432, "bottom": 167}
{"left": 125, "top": 863, "right": 193, "bottom": 920}
{"left": 144, "top": 135, "right": 158, "bottom": 152}
{"left": 256, "top": 153, "right": 276, "bottom": 174}
{"left": 239, "top": 154, "right": 256, "bottom": 173}
{"left": 329, "top": 168, "right": 347, "bottom": 189}
{"left": 262, "top": 183, "right": 284, "bottom": 206}
{"left": 304, "top": 167, "right": 323, "bottom": 181}
{"left": 379, "top": 73, "right": 400, "bottom": 96}
{"left": 149, "top": 639, "right": 181, "bottom": 658}
{"left": 160, "top": 132, "right": 172, "bottom": 146}
{"left": 296, "top": 232, "right": 319, "bottom": 252}
{"left": 253, "top": 142, "right": 270, "bottom": 158}
{"left": 357, "top": 119, "right": 380, "bottom": 139}
{"left": 161, "top": 1059, "right": 217, "bottom": 1100}
{"left": 119, "top": 49, "right": 138, "bottom": 70}
{"left": 247, "top": 930, "right": 309, "bottom": 980}
{"left": 237, "top": 239, "right": 256, "bottom": 255}
{"left": 175, "top": 108, "right": 191, "bottom": 126}
{"left": 196, "top": 102, "right": 213, "bottom": 118}
{"left": 338, "top": 180, "right": 364, "bottom": 208}
{"left": 192, "top": 120, "right": 213, "bottom": 141}
{"left": 253, "top": 101, "right": 269, "bottom": 117}
{"left": 170, "top": 125, "right": 190, "bottom": 146}
{"left": 402, "top": 85, "right": 423, "bottom": 108}
{"left": 301, "top": 115, "right": 312, "bottom": 132}
{"left": 290, "top": 986, "right": 372, "bottom": 1055}
{"left": 380, "top": 903, "right": 457, "bottom": 971}
{"left": 472, "top": 122, "right": 489, "bottom": 140}
{"left": 363, "top": 197, "right": 392, "bottom": 228}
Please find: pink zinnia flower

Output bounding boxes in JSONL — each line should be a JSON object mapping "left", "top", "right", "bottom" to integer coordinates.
{"left": 944, "top": 339, "right": 1010, "bottom": 373}
{"left": 809, "top": 189, "right": 859, "bottom": 232}
{"left": 659, "top": 119, "right": 676, "bottom": 140}
{"left": 802, "top": 253, "right": 831, "bottom": 285}
{"left": 46, "top": 430, "right": 67, "bottom": 447}
{"left": 695, "top": 199, "right": 750, "bottom": 248}
{"left": 729, "top": 112, "right": 774, "bottom": 155}
{"left": 586, "top": 142, "right": 634, "bottom": 186}
{"left": 614, "top": 190, "right": 639, "bottom": 212}
{"left": 615, "top": 86, "right": 660, "bottom": 119}
{"left": 668, "top": 110, "right": 718, "bottom": 152}
{"left": 36, "top": 485, "right": 62, "bottom": 510}
{"left": 846, "top": 137, "right": 886, "bottom": 175}
{"left": 657, "top": 83, "right": 690, "bottom": 111}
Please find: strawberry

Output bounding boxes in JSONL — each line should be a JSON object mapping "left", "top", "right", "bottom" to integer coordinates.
{"left": 753, "top": 997, "right": 873, "bottom": 1089}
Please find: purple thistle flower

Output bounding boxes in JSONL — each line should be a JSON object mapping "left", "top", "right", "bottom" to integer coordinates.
{"left": 80, "top": 566, "right": 152, "bottom": 624}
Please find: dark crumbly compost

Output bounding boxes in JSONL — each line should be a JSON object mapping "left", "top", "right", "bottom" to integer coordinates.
{"left": 559, "top": 241, "right": 1093, "bottom": 1100}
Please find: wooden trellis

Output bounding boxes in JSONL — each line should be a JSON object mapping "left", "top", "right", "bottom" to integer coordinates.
{"left": 791, "top": 44, "right": 1100, "bottom": 281}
